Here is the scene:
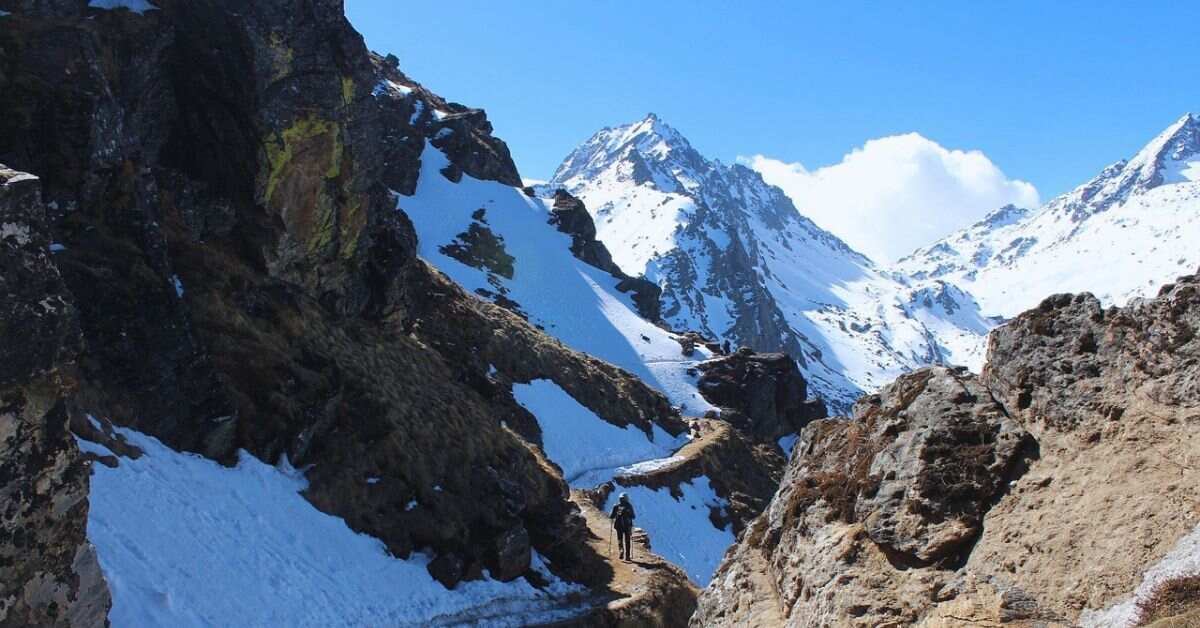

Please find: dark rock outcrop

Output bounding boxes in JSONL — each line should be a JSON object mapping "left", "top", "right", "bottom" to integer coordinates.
{"left": 0, "top": 0, "right": 685, "bottom": 596}
{"left": 696, "top": 350, "right": 826, "bottom": 441}
{"left": 547, "top": 190, "right": 662, "bottom": 323}
{"left": 369, "top": 53, "right": 522, "bottom": 191}
{"left": 0, "top": 166, "right": 110, "bottom": 628}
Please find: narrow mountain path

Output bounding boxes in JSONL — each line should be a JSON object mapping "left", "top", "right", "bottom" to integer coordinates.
{"left": 532, "top": 489, "right": 699, "bottom": 627}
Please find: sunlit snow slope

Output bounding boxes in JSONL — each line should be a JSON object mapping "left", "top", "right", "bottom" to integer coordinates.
{"left": 399, "top": 145, "right": 735, "bottom": 584}
{"left": 547, "top": 114, "right": 991, "bottom": 408}
{"left": 400, "top": 146, "right": 716, "bottom": 416}
{"left": 896, "top": 113, "right": 1200, "bottom": 317}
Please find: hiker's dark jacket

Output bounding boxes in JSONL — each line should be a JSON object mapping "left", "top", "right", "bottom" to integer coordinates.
{"left": 610, "top": 502, "right": 635, "bottom": 532}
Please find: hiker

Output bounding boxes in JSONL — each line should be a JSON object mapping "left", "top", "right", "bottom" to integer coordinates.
{"left": 610, "top": 492, "right": 636, "bottom": 561}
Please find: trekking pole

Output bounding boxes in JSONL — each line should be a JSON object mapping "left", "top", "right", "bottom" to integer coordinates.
{"left": 609, "top": 523, "right": 613, "bottom": 557}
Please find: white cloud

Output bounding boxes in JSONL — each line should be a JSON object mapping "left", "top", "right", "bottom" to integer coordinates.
{"left": 746, "top": 133, "right": 1039, "bottom": 264}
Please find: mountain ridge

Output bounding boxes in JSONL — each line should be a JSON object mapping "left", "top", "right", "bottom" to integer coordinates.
{"left": 546, "top": 113, "right": 991, "bottom": 411}
{"left": 895, "top": 112, "right": 1200, "bottom": 317}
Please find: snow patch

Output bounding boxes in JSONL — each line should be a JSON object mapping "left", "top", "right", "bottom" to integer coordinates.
{"left": 372, "top": 79, "right": 413, "bottom": 98}
{"left": 603, "top": 477, "right": 734, "bottom": 586}
{"left": 512, "top": 379, "right": 683, "bottom": 487}
{"left": 81, "top": 426, "right": 587, "bottom": 628}
{"left": 170, "top": 274, "right": 184, "bottom": 298}
{"left": 613, "top": 456, "right": 685, "bottom": 477}
{"left": 88, "top": 0, "right": 158, "bottom": 13}
{"left": 1, "top": 222, "right": 32, "bottom": 245}
{"left": 777, "top": 433, "right": 799, "bottom": 457}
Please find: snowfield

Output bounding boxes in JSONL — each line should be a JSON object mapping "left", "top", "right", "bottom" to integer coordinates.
{"left": 79, "top": 427, "right": 588, "bottom": 628}
{"left": 400, "top": 146, "right": 716, "bottom": 415}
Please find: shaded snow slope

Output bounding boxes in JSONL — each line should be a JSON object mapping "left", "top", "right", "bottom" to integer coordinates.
{"left": 79, "top": 427, "right": 586, "bottom": 628}
{"left": 547, "top": 114, "right": 990, "bottom": 408}
{"left": 897, "top": 113, "right": 1200, "bottom": 317}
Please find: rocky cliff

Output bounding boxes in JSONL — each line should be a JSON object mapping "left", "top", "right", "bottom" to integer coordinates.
{"left": 0, "top": 166, "right": 110, "bottom": 627}
{"left": 0, "top": 0, "right": 691, "bottom": 613}
{"left": 694, "top": 269, "right": 1200, "bottom": 627}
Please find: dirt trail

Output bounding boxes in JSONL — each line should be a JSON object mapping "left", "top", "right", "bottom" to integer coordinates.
{"left": 533, "top": 489, "right": 699, "bottom": 627}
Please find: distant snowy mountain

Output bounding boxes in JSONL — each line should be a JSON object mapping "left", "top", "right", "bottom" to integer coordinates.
{"left": 545, "top": 114, "right": 991, "bottom": 410}
{"left": 896, "top": 113, "right": 1200, "bottom": 317}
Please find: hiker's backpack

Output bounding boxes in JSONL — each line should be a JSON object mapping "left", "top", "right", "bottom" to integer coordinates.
{"left": 615, "top": 504, "right": 634, "bottom": 530}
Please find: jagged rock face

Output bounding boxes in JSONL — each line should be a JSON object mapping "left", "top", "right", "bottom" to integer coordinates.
{"left": 0, "top": 167, "right": 110, "bottom": 628}
{"left": 696, "top": 271, "right": 1200, "bottom": 627}
{"left": 966, "top": 275, "right": 1200, "bottom": 622}
{"left": 983, "top": 284, "right": 1200, "bottom": 430}
{"left": 371, "top": 53, "right": 521, "bottom": 192}
{"left": 696, "top": 351, "right": 827, "bottom": 441}
{"left": 0, "top": 0, "right": 686, "bottom": 593}
{"left": 692, "top": 367, "right": 1034, "bottom": 627}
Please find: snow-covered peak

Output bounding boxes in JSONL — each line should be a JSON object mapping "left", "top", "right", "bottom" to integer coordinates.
{"left": 1127, "top": 112, "right": 1200, "bottom": 187}
{"left": 894, "top": 112, "right": 1200, "bottom": 318}
{"left": 550, "top": 114, "right": 709, "bottom": 194}
{"left": 550, "top": 118, "right": 993, "bottom": 410}
{"left": 1042, "top": 112, "right": 1199, "bottom": 221}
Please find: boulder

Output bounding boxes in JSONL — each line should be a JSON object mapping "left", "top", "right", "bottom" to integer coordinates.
{"left": 695, "top": 269, "right": 1200, "bottom": 626}
{"left": 692, "top": 367, "right": 1034, "bottom": 627}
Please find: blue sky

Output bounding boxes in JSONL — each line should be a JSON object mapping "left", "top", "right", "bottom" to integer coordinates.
{"left": 345, "top": 1, "right": 1198, "bottom": 201}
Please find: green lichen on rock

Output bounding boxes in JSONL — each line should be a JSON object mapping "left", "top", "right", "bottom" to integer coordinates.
{"left": 263, "top": 114, "right": 339, "bottom": 204}
{"left": 268, "top": 31, "right": 294, "bottom": 80}
{"left": 337, "top": 198, "right": 365, "bottom": 260}
{"left": 341, "top": 76, "right": 355, "bottom": 105}
{"left": 262, "top": 114, "right": 357, "bottom": 256}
